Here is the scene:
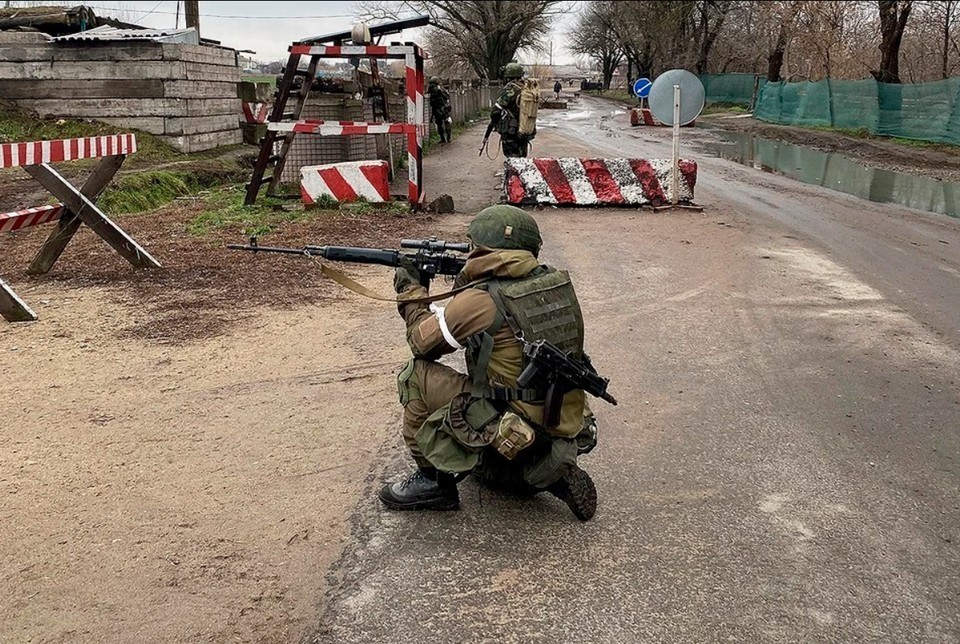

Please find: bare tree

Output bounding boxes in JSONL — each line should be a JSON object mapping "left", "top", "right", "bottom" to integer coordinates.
{"left": 577, "top": 1, "right": 738, "bottom": 78}
{"left": 357, "top": 1, "right": 562, "bottom": 79}
{"left": 936, "top": 0, "right": 960, "bottom": 78}
{"left": 696, "top": 1, "right": 736, "bottom": 74}
{"left": 873, "top": 0, "right": 913, "bottom": 82}
{"left": 569, "top": 0, "right": 953, "bottom": 84}
{"left": 569, "top": 1, "right": 624, "bottom": 89}
{"left": 900, "top": 0, "right": 960, "bottom": 81}
{"left": 759, "top": 1, "right": 805, "bottom": 81}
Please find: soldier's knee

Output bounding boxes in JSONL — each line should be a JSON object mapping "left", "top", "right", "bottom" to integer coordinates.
{"left": 397, "top": 358, "right": 423, "bottom": 408}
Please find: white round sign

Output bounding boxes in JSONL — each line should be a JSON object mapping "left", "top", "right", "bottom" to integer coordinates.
{"left": 648, "top": 69, "right": 705, "bottom": 126}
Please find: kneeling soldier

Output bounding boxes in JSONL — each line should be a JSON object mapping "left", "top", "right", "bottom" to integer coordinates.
{"left": 379, "top": 205, "right": 602, "bottom": 521}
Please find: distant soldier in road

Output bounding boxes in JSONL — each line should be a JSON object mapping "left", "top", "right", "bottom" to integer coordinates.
{"left": 428, "top": 76, "right": 453, "bottom": 143}
{"left": 553, "top": 80, "right": 562, "bottom": 100}
{"left": 487, "top": 62, "right": 537, "bottom": 158}
{"left": 378, "top": 205, "right": 607, "bottom": 521}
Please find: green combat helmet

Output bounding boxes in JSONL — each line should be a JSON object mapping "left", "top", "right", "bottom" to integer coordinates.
{"left": 429, "top": 76, "right": 440, "bottom": 86}
{"left": 503, "top": 62, "right": 524, "bottom": 79}
{"left": 467, "top": 205, "right": 542, "bottom": 257}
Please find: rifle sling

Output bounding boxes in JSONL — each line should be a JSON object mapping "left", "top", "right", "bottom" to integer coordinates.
{"left": 316, "top": 261, "right": 486, "bottom": 305}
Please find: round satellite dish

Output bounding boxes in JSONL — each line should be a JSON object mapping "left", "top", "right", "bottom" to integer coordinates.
{"left": 351, "top": 21, "right": 372, "bottom": 45}
{"left": 648, "top": 69, "right": 705, "bottom": 126}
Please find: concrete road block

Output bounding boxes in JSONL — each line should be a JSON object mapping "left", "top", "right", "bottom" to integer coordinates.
{"left": 503, "top": 157, "right": 697, "bottom": 207}
{"left": 629, "top": 107, "right": 696, "bottom": 127}
{"left": 300, "top": 160, "right": 391, "bottom": 204}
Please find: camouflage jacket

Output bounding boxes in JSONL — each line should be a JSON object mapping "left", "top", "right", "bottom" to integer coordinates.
{"left": 397, "top": 247, "right": 586, "bottom": 437}
{"left": 491, "top": 81, "right": 523, "bottom": 136}
{"left": 428, "top": 85, "right": 451, "bottom": 119}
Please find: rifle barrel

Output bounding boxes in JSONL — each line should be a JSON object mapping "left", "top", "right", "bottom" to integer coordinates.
{"left": 226, "top": 244, "right": 309, "bottom": 256}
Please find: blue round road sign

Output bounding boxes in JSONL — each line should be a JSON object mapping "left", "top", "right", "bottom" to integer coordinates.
{"left": 633, "top": 77, "right": 652, "bottom": 98}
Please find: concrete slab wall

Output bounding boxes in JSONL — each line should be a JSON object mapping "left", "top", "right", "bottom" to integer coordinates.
{"left": 0, "top": 40, "right": 241, "bottom": 153}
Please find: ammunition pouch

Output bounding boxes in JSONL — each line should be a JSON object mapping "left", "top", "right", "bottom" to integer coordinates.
{"left": 414, "top": 393, "right": 539, "bottom": 473}
{"left": 496, "top": 109, "right": 519, "bottom": 137}
{"left": 491, "top": 412, "right": 536, "bottom": 460}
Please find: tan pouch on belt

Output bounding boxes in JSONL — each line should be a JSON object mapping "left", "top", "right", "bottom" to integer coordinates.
{"left": 491, "top": 411, "right": 536, "bottom": 460}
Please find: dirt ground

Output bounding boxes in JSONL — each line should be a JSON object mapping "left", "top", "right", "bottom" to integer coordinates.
{"left": 0, "top": 156, "right": 465, "bottom": 641}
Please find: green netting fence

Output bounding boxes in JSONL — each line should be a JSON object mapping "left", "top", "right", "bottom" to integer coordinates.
{"left": 754, "top": 78, "right": 960, "bottom": 144}
{"left": 699, "top": 73, "right": 766, "bottom": 106}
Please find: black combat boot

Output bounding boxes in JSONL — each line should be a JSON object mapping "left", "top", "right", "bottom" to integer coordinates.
{"left": 547, "top": 464, "right": 597, "bottom": 521}
{"left": 378, "top": 467, "right": 460, "bottom": 511}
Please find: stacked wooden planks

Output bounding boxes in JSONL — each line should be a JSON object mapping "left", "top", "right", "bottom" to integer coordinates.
{"left": 0, "top": 38, "right": 242, "bottom": 152}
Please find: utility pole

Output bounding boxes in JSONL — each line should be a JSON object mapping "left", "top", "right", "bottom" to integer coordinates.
{"left": 185, "top": 0, "right": 200, "bottom": 38}
{"left": 549, "top": 41, "right": 554, "bottom": 67}
{"left": 175, "top": 1, "right": 180, "bottom": 29}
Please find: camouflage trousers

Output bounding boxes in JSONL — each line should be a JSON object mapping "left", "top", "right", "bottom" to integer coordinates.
{"left": 434, "top": 115, "right": 452, "bottom": 142}
{"left": 397, "top": 358, "right": 471, "bottom": 468}
{"left": 396, "top": 359, "right": 596, "bottom": 490}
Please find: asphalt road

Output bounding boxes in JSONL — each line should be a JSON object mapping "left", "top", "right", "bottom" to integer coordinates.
{"left": 308, "top": 97, "right": 960, "bottom": 643}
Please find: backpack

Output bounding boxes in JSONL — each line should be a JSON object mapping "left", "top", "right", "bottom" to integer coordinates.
{"left": 518, "top": 78, "right": 540, "bottom": 137}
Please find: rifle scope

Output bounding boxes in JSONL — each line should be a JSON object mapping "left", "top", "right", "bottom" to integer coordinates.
{"left": 400, "top": 238, "right": 470, "bottom": 253}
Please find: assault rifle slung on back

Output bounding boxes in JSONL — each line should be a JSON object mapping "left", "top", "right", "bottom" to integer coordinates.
{"left": 517, "top": 339, "right": 618, "bottom": 430}
{"left": 227, "top": 237, "right": 469, "bottom": 287}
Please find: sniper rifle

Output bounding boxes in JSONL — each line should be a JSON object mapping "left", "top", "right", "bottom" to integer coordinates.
{"left": 227, "top": 237, "right": 469, "bottom": 288}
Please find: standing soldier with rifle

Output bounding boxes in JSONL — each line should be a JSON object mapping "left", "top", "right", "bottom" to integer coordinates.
{"left": 379, "top": 205, "right": 616, "bottom": 521}
{"left": 428, "top": 76, "right": 453, "bottom": 144}
{"left": 481, "top": 62, "right": 538, "bottom": 158}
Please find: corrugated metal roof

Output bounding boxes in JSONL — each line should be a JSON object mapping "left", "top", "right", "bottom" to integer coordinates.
{"left": 52, "top": 25, "right": 199, "bottom": 45}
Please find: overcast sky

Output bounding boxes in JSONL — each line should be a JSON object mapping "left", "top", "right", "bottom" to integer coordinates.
{"left": 21, "top": 1, "right": 583, "bottom": 65}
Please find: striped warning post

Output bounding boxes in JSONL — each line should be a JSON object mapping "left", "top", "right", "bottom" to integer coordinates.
{"left": 503, "top": 158, "right": 698, "bottom": 207}
{"left": 0, "top": 134, "right": 137, "bottom": 168}
{"left": 0, "top": 204, "right": 65, "bottom": 233}
{"left": 405, "top": 49, "right": 425, "bottom": 205}
{"left": 300, "top": 160, "right": 391, "bottom": 204}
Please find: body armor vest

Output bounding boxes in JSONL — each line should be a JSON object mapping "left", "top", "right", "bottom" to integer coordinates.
{"left": 465, "top": 266, "right": 586, "bottom": 435}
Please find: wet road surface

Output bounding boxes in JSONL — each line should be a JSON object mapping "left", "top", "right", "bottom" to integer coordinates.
{"left": 308, "top": 96, "right": 960, "bottom": 643}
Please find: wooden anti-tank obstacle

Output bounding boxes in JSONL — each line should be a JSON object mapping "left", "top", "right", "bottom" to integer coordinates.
{"left": 0, "top": 134, "right": 161, "bottom": 322}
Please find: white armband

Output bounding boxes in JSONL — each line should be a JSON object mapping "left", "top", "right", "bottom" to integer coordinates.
{"left": 429, "top": 303, "right": 463, "bottom": 350}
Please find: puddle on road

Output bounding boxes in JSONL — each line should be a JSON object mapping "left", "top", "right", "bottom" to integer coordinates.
{"left": 540, "top": 109, "right": 597, "bottom": 129}
{"left": 704, "top": 129, "right": 960, "bottom": 218}
{"left": 563, "top": 110, "right": 595, "bottom": 121}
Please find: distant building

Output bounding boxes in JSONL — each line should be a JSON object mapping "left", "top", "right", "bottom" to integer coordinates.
{"left": 522, "top": 64, "right": 592, "bottom": 83}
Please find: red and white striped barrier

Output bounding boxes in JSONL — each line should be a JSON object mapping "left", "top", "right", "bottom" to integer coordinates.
{"left": 0, "top": 134, "right": 136, "bottom": 168}
{"left": 629, "top": 107, "right": 695, "bottom": 128}
{"left": 267, "top": 120, "right": 416, "bottom": 136}
{"left": 0, "top": 204, "right": 64, "bottom": 233}
{"left": 300, "top": 160, "right": 391, "bottom": 204}
{"left": 241, "top": 102, "right": 270, "bottom": 124}
{"left": 290, "top": 44, "right": 428, "bottom": 59}
{"left": 1, "top": 132, "right": 157, "bottom": 323}
{"left": 503, "top": 158, "right": 698, "bottom": 207}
